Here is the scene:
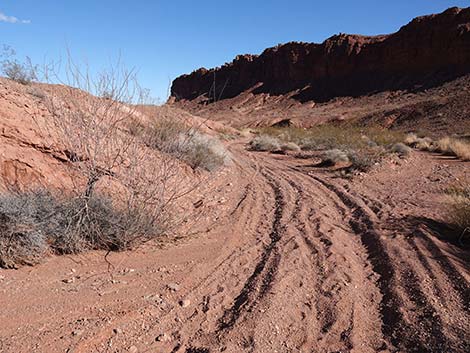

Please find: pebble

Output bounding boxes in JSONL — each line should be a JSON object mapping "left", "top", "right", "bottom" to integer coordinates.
{"left": 72, "top": 329, "right": 83, "bottom": 336}
{"left": 179, "top": 299, "right": 191, "bottom": 308}
{"left": 167, "top": 283, "right": 180, "bottom": 291}
{"left": 156, "top": 333, "right": 171, "bottom": 342}
{"left": 113, "top": 328, "right": 123, "bottom": 335}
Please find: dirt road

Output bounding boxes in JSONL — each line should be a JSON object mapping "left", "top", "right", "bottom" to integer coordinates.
{"left": 0, "top": 142, "right": 469, "bottom": 353}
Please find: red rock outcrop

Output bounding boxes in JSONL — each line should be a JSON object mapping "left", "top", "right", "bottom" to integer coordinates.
{"left": 171, "top": 7, "right": 470, "bottom": 103}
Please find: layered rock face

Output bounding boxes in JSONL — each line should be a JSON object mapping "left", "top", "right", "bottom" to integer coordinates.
{"left": 171, "top": 7, "right": 470, "bottom": 103}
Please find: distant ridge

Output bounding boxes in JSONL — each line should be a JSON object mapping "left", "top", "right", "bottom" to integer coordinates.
{"left": 171, "top": 7, "right": 470, "bottom": 103}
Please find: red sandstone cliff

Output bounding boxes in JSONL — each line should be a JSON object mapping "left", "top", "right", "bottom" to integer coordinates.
{"left": 171, "top": 7, "right": 470, "bottom": 103}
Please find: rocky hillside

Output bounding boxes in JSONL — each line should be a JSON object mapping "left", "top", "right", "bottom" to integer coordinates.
{"left": 171, "top": 7, "right": 470, "bottom": 104}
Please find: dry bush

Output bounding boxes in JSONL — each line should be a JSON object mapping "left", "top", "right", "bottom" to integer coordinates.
{"left": 280, "top": 142, "right": 301, "bottom": 152}
{"left": 390, "top": 143, "right": 412, "bottom": 157}
{"left": 35, "top": 57, "right": 191, "bottom": 260}
{"left": 0, "top": 191, "right": 51, "bottom": 268}
{"left": 436, "top": 137, "right": 453, "bottom": 154}
{"left": 346, "top": 147, "right": 387, "bottom": 172}
{"left": 444, "top": 184, "right": 470, "bottom": 242}
{"left": 435, "top": 137, "right": 470, "bottom": 160}
{"left": 1, "top": 46, "right": 37, "bottom": 85}
{"left": 249, "top": 135, "right": 281, "bottom": 152}
{"left": 414, "top": 137, "right": 435, "bottom": 151}
{"left": 26, "top": 86, "right": 46, "bottom": 100}
{"left": 448, "top": 140, "right": 470, "bottom": 161}
{"left": 0, "top": 190, "right": 166, "bottom": 268}
{"left": 138, "top": 119, "right": 229, "bottom": 171}
{"left": 321, "top": 149, "right": 349, "bottom": 166}
{"left": 404, "top": 133, "right": 419, "bottom": 146}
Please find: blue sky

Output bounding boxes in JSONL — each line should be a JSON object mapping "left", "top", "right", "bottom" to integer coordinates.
{"left": 1, "top": 1, "right": 468, "bottom": 101}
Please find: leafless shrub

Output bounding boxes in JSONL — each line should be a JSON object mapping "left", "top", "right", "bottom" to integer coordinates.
{"left": 37, "top": 56, "right": 191, "bottom": 257}
{"left": 1, "top": 46, "right": 37, "bottom": 85}
{"left": 390, "top": 143, "right": 412, "bottom": 157}
{"left": 0, "top": 190, "right": 167, "bottom": 268}
{"left": 249, "top": 135, "right": 281, "bottom": 152}
{"left": 0, "top": 191, "right": 54, "bottom": 268}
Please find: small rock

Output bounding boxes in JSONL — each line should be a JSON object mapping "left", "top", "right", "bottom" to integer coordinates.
{"left": 179, "top": 299, "right": 191, "bottom": 308}
{"left": 72, "top": 329, "right": 83, "bottom": 336}
{"left": 167, "top": 283, "right": 180, "bottom": 291}
{"left": 113, "top": 328, "right": 123, "bottom": 335}
{"left": 155, "top": 333, "right": 171, "bottom": 342}
{"left": 62, "top": 278, "right": 75, "bottom": 284}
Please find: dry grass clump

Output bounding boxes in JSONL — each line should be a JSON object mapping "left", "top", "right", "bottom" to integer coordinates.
{"left": 249, "top": 135, "right": 281, "bottom": 152}
{"left": 138, "top": 119, "right": 229, "bottom": 171}
{"left": 444, "top": 184, "right": 470, "bottom": 242}
{"left": 404, "top": 133, "right": 436, "bottom": 151}
{"left": 390, "top": 143, "right": 412, "bottom": 157}
{"left": 280, "top": 142, "right": 301, "bottom": 152}
{"left": 437, "top": 138, "right": 470, "bottom": 161}
{"left": 0, "top": 191, "right": 164, "bottom": 268}
{"left": 321, "top": 149, "right": 349, "bottom": 166}
{"left": 405, "top": 133, "right": 470, "bottom": 160}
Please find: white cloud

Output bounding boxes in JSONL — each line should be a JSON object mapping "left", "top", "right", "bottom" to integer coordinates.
{"left": 0, "top": 11, "right": 30, "bottom": 24}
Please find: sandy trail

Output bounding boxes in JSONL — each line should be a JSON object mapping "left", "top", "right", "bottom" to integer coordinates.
{"left": 0, "top": 141, "right": 469, "bottom": 353}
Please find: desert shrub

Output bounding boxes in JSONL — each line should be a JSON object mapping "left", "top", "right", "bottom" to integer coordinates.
{"left": 26, "top": 86, "right": 46, "bottom": 99}
{"left": 448, "top": 140, "right": 470, "bottom": 161}
{"left": 321, "top": 149, "right": 349, "bottom": 166}
{"left": 176, "top": 132, "right": 228, "bottom": 171}
{"left": 346, "top": 147, "right": 387, "bottom": 172}
{"left": 141, "top": 119, "right": 228, "bottom": 171}
{"left": 1, "top": 47, "right": 37, "bottom": 85}
{"left": 444, "top": 185, "right": 470, "bottom": 241}
{"left": 404, "top": 133, "right": 419, "bottom": 146}
{"left": 436, "top": 137, "right": 470, "bottom": 160}
{"left": 0, "top": 190, "right": 166, "bottom": 268}
{"left": 249, "top": 135, "right": 281, "bottom": 152}
{"left": 414, "top": 137, "right": 433, "bottom": 151}
{"left": 280, "top": 142, "right": 301, "bottom": 152}
{"left": 390, "top": 143, "right": 412, "bottom": 157}
{"left": 2, "top": 60, "right": 37, "bottom": 85}
{"left": 436, "top": 137, "right": 453, "bottom": 154}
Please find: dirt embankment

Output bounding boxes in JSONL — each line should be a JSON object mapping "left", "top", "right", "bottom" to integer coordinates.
{"left": 0, "top": 140, "right": 468, "bottom": 353}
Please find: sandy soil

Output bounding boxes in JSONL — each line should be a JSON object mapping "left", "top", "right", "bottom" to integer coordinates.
{"left": 0, "top": 140, "right": 469, "bottom": 353}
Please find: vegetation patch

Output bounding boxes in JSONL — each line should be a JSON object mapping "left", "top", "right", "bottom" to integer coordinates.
{"left": 0, "top": 191, "right": 166, "bottom": 268}
{"left": 249, "top": 135, "right": 281, "bottom": 152}
{"left": 253, "top": 124, "right": 405, "bottom": 172}
{"left": 405, "top": 133, "right": 470, "bottom": 161}
{"left": 444, "top": 184, "right": 470, "bottom": 243}
{"left": 137, "top": 119, "right": 229, "bottom": 171}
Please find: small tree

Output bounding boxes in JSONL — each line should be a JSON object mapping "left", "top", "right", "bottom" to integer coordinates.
{"left": 42, "top": 57, "right": 188, "bottom": 250}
